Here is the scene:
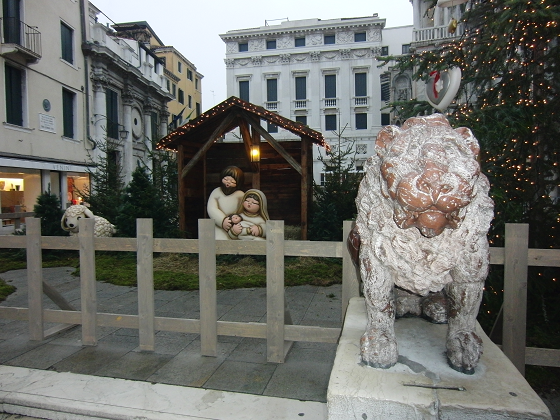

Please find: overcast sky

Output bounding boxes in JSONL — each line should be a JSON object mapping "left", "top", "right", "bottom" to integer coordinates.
{"left": 90, "top": 0, "right": 413, "bottom": 111}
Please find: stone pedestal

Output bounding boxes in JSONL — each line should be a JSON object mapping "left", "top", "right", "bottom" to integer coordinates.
{"left": 327, "top": 297, "right": 551, "bottom": 420}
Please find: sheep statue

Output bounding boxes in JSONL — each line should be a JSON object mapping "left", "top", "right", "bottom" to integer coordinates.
{"left": 61, "top": 205, "right": 116, "bottom": 237}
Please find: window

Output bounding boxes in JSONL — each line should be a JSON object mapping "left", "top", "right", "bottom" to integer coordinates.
{"left": 5, "top": 64, "right": 23, "bottom": 126}
{"left": 239, "top": 80, "right": 249, "bottom": 102}
{"left": 105, "top": 88, "right": 119, "bottom": 139}
{"left": 62, "top": 88, "right": 75, "bottom": 138}
{"left": 238, "top": 42, "right": 248, "bottom": 52}
{"left": 325, "top": 114, "right": 337, "bottom": 131}
{"left": 3, "top": 0, "right": 21, "bottom": 44}
{"left": 402, "top": 44, "right": 411, "bottom": 54}
{"left": 320, "top": 173, "right": 326, "bottom": 186}
{"left": 166, "top": 79, "right": 170, "bottom": 91}
{"left": 172, "top": 84, "right": 176, "bottom": 98}
{"left": 381, "top": 46, "right": 389, "bottom": 56}
{"left": 187, "top": 69, "right": 193, "bottom": 81}
{"left": 196, "top": 102, "right": 201, "bottom": 116}
{"left": 355, "top": 72, "right": 367, "bottom": 97}
{"left": 324, "top": 34, "right": 335, "bottom": 44}
{"left": 151, "top": 111, "right": 159, "bottom": 141}
{"left": 325, "top": 74, "right": 336, "bottom": 98}
{"left": 295, "top": 115, "right": 307, "bottom": 126}
{"left": 195, "top": 78, "right": 199, "bottom": 90}
{"left": 266, "top": 40, "right": 276, "bottom": 50}
{"left": 178, "top": 88, "right": 184, "bottom": 104}
{"left": 295, "top": 76, "right": 306, "bottom": 100}
{"left": 356, "top": 144, "right": 368, "bottom": 154}
{"left": 177, "top": 61, "right": 182, "bottom": 73}
{"left": 266, "top": 78, "right": 277, "bottom": 102}
{"left": 355, "top": 113, "right": 367, "bottom": 130}
{"left": 188, "top": 95, "right": 192, "bottom": 108}
{"left": 354, "top": 32, "right": 366, "bottom": 42}
{"left": 295, "top": 37, "right": 305, "bottom": 47}
{"left": 61, "top": 22, "right": 74, "bottom": 64}
{"left": 267, "top": 121, "right": 278, "bottom": 133}
{"left": 381, "top": 113, "right": 391, "bottom": 126}
{"left": 380, "top": 73, "right": 391, "bottom": 102}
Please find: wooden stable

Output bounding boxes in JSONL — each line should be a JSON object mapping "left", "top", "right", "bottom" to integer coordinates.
{"left": 157, "top": 97, "right": 328, "bottom": 238}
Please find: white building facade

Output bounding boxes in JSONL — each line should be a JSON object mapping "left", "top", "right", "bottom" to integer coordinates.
{"left": 220, "top": 16, "right": 412, "bottom": 183}
{"left": 1, "top": 0, "right": 92, "bottom": 216}
{"left": 85, "top": 4, "right": 172, "bottom": 186}
{"left": 0, "top": 0, "right": 173, "bottom": 223}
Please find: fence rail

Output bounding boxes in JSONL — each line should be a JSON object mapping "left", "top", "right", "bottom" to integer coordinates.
{"left": 0, "top": 219, "right": 558, "bottom": 373}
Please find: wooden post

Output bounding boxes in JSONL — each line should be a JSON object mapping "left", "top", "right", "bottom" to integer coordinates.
{"left": 267, "top": 220, "right": 286, "bottom": 363}
{"left": 137, "top": 219, "right": 155, "bottom": 351}
{"left": 79, "top": 218, "right": 97, "bottom": 346}
{"left": 14, "top": 205, "right": 21, "bottom": 230}
{"left": 199, "top": 219, "right": 217, "bottom": 356}
{"left": 300, "top": 136, "right": 310, "bottom": 240}
{"left": 502, "top": 223, "right": 529, "bottom": 375}
{"left": 342, "top": 220, "right": 360, "bottom": 321}
{"left": 26, "top": 217, "right": 43, "bottom": 340}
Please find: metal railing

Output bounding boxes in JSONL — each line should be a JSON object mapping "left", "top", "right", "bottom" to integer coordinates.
{"left": 1, "top": 17, "right": 42, "bottom": 59}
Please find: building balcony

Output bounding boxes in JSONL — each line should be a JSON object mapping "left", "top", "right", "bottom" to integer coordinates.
{"left": 354, "top": 96, "right": 369, "bottom": 107}
{"left": 0, "top": 18, "right": 42, "bottom": 63}
{"left": 323, "top": 98, "right": 338, "bottom": 108}
{"left": 265, "top": 101, "right": 279, "bottom": 111}
{"left": 293, "top": 99, "right": 308, "bottom": 110}
{"left": 412, "top": 23, "right": 464, "bottom": 47}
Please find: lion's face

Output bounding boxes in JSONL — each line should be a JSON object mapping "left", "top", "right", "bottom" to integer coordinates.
{"left": 376, "top": 114, "right": 481, "bottom": 238}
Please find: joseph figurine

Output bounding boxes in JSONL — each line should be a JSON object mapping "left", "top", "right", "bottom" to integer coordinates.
{"left": 207, "top": 166, "right": 245, "bottom": 240}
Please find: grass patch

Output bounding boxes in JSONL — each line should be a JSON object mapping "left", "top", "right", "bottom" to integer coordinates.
{"left": 66, "top": 252, "right": 341, "bottom": 291}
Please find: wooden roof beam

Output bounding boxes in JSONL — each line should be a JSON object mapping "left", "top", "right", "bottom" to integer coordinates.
{"left": 239, "top": 118, "right": 259, "bottom": 173}
{"left": 180, "top": 111, "right": 239, "bottom": 178}
{"left": 244, "top": 114, "right": 302, "bottom": 175}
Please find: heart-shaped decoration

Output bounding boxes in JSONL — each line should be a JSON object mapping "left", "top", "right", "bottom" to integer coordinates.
{"left": 426, "top": 67, "right": 461, "bottom": 112}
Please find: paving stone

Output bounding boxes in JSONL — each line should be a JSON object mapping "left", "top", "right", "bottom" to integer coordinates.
{"left": 204, "top": 360, "right": 278, "bottom": 394}
{"left": 51, "top": 341, "right": 135, "bottom": 375}
{"left": 94, "top": 350, "right": 174, "bottom": 381}
{"left": 5, "top": 342, "right": 82, "bottom": 370}
{"left": 147, "top": 339, "right": 238, "bottom": 387}
{"left": 226, "top": 337, "right": 268, "bottom": 364}
{"left": 263, "top": 344, "right": 337, "bottom": 403}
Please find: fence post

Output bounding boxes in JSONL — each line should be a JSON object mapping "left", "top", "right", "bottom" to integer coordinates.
{"left": 342, "top": 220, "right": 360, "bottom": 321}
{"left": 137, "top": 219, "right": 155, "bottom": 351}
{"left": 26, "top": 217, "right": 43, "bottom": 340}
{"left": 502, "top": 223, "right": 529, "bottom": 375}
{"left": 79, "top": 218, "right": 97, "bottom": 346}
{"left": 199, "top": 219, "right": 217, "bottom": 357}
{"left": 267, "top": 220, "right": 285, "bottom": 363}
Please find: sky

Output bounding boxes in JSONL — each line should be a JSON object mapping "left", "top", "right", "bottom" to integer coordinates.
{"left": 90, "top": 0, "right": 413, "bottom": 111}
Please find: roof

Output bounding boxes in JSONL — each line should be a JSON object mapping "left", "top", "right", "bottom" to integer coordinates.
{"left": 156, "top": 96, "right": 328, "bottom": 151}
{"left": 111, "top": 21, "right": 165, "bottom": 47}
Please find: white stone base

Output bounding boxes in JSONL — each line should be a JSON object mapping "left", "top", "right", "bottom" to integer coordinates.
{"left": 327, "top": 297, "right": 552, "bottom": 420}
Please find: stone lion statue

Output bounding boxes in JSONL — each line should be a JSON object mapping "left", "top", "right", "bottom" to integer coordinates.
{"left": 351, "top": 114, "right": 494, "bottom": 374}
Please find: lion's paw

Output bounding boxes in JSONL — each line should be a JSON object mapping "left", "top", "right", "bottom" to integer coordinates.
{"left": 446, "top": 330, "right": 483, "bottom": 374}
{"left": 361, "top": 330, "right": 398, "bottom": 369}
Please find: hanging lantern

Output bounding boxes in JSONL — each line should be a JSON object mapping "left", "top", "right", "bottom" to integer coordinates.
{"left": 250, "top": 145, "right": 260, "bottom": 162}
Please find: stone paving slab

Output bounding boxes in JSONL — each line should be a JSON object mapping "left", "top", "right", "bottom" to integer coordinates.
{"left": 0, "top": 267, "right": 342, "bottom": 414}
{"left": 0, "top": 365, "right": 327, "bottom": 420}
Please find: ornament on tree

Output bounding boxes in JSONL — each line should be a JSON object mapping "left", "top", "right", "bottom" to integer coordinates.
{"left": 426, "top": 67, "right": 461, "bottom": 112}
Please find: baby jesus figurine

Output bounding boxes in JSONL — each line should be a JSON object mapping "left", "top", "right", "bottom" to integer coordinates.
{"left": 227, "top": 189, "right": 269, "bottom": 240}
